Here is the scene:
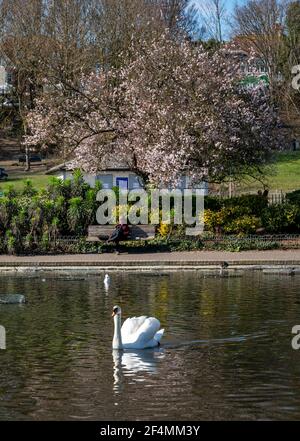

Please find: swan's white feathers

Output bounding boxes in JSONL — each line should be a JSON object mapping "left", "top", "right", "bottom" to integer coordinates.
{"left": 121, "top": 316, "right": 161, "bottom": 347}
{"left": 121, "top": 316, "right": 148, "bottom": 337}
{"left": 154, "top": 328, "right": 164, "bottom": 343}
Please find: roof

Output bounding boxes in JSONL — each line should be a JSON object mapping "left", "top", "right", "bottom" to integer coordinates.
{"left": 46, "top": 159, "right": 132, "bottom": 175}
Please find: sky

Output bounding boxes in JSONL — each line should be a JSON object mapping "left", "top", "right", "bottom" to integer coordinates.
{"left": 194, "top": 0, "right": 244, "bottom": 14}
{"left": 193, "top": 0, "right": 246, "bottom": 40}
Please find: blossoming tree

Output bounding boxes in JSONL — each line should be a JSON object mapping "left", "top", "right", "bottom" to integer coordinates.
{"left": 24, "top": 33, "right": 280, "bottom": 186}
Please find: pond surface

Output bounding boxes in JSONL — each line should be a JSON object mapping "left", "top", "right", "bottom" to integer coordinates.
{"left": 0, "top": 270, "right": 300, "bottom": 421}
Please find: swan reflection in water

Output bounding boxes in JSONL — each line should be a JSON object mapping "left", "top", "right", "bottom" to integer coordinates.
{"left": 112, "top": 348, "right": 165, "bottom": 393}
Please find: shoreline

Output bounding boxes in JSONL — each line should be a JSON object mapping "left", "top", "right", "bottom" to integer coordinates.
{"left": 0, "top": 250, "right": 300, "bottom": 272}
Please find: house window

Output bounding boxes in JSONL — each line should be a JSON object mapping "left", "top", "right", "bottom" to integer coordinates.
{"left": 97, "top": 174, "right": 113, "bottom": 189}
{"left": 116, "top": 177, "right": 128, "bottom": 190}
{"left": 129, "top": 174, "right": 143, "bottom": 189}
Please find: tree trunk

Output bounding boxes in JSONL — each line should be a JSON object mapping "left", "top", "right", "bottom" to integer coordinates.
{"left": 25, "top": 145, "right": 30, "bottom": 171}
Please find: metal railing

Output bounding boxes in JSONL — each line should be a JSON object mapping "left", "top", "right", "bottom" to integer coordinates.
{"left": 55, "top": 234, "right": 300, "bottom": 244}
{"left": 199, "top": 234, "right": 300, "bottom": 244}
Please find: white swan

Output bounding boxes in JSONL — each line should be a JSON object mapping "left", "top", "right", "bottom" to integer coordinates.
{"left": 112, "top": 305, "right": 164, "bottom": 350}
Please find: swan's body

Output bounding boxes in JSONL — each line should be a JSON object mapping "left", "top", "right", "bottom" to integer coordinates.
{"left": 112, "top": 306, "right": 164, "bottom": 350}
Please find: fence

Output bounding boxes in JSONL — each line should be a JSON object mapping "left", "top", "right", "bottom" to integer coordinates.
{"left": 55, "top": 234, "right": 300, "bottom": 245}
{"left": 199, "top": 234, "right": 300, "bottom": 244}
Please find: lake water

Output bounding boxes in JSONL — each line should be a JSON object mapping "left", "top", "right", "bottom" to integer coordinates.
{"left": 0, "top": 270, "right": 300, "bottom": 421}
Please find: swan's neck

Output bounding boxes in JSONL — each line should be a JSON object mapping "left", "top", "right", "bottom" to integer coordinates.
{"left": 113, "top": 314, "right": 123, "bottom": 350}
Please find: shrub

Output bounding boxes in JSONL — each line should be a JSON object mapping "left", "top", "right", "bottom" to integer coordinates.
{"left": 158, "top": 223, "right": 171, "bottom": 237}
{"left": 204, "top": 196, "right": 223, "bottom": 212}
{"left": 223, "top": 194, "right": 268, "bottom": 216}
{"left": 5, "top": 230, "right": 18, "bottom": 255}
{"left": 224, "top": 215, "right": 261, "bottom": 235}
{"left": 22, "top": 179, "right": 38, "bottom": 197}
{"left": 261, "top": 203, "right": 300, "bottom": 233}
{"left": 206, "top": 239, "right": 280, "bottom": 252}
{"left": 286, "top": 190, "right": 300, "bottom": 206}
{"left": 204, "top": 205, "right": 257, "bottom": 234}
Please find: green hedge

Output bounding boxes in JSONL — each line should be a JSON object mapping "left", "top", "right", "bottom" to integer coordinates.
{"left": 0, "top": 172, "right": 102, "bottom": 254}
{"left": 1, "top": 174, "right": 300, "bottom": 255}
{"left": 204, "top": 193, "right": 300, "bottom": 235}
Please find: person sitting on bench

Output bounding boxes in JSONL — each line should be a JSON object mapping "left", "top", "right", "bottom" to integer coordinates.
{"left": 107, "top": 217, "right": 130, "bottom": 245}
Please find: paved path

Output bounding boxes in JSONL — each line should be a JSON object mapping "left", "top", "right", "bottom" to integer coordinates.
{"left": 0, "top": 250, "right": 300, "bottom": 269}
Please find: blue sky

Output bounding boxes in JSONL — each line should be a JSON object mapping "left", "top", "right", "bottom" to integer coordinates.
{"left": 194, "top": 0, "right": 244, "bottom": 14}
{"left": 193, "top": 0, "right": 246, "bottom": 39}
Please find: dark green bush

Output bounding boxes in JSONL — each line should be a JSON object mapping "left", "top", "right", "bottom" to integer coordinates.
{"left": 204, "top": 196, "right": 223, "bottom": 211}
{"left": 223, "top": 194, "right": 268, "bottom": 216}
{"left": 261, "top": 203, "right": 300, "bottom": 233}
{"left": 0, "top": 173, "right": 102, "bottom": 254}
{"left": 286, "top": 190, "right": 300, "bottom": 206}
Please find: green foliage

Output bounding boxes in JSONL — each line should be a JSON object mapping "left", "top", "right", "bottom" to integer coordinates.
{"left": 204, "top": 196, "right": 223, "bottom": 211}
{"left": 286, "top": 189, "right": 300, "bottom": 206}
{"left": 206, "top": 239, "right": 280, "bottom": 252}
{"left": 22, "top": 179, "right": 38, "bottom": 197}
{"left": 0, "top": 175, "right": 100, "bottom": 255}
{"left": 223, "top": 194, "right": 268, "bottom": 216}
{"left": 204, "top": 193, "right": 300, "bottom": 235}
{"left": 1, "top": 177, "right": 300, "bottom": 255}
{"left": 204, "top": 205, "right": 261, "bottom": 235}
{"left": 5, "top": 230, "right": 18, "bottom": 255}
{"left": 261, "top": 203, "right": 300, "bottom": 233}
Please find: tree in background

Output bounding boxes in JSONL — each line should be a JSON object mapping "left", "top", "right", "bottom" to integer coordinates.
{"left": 231, "top": 0, "right": 300, "bottom": 148}
{"left": 197, "top": 0, "right": 227, "bottom": 43}
{"left": 0, "top": 0, "right": 46, "bottom": 168}
{"left": 282, "top": 1, "right": 300, "bottom": 139}
{"left": 24, "top": 33, "right": 281, "bottom": 186}
{"left": 0, "top": 0, "right": 199, "bottom": 165}
{"left": 232, "top": 0, "right": 286, "bottom": 97}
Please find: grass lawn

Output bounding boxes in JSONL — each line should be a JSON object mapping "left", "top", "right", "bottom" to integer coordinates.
{"left": 227, "top": 150, "right": 300, "bottom": 194}
{"left": 268, "top": 151, "right": 300, "bottom": 191}
{"left": 0, "top": 173, "right": 50, "bottom": 192}
{"left": 0, "top": 161, "right": 51, "bottom": 193}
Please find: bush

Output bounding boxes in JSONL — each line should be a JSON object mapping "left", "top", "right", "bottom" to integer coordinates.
{"left": 204, "top": 194, "right": 268, "bottom": 215}
{"left": 261, "top": 203, "right": 300, "bottom": 233}
{"left": 0, "top": 174, "right": 102, "bottom": 254}
{"left": 204, "top": 206, "right": 261, "bottom": 234}
{"left": 1, "top": 175, "right": 300, "bottom": 255}
{"left": 286, "top": 190, "right": 300, "bottom": 206}
{"left": 223, "top": 194, "right": 268, "bottom": 216}
{"left": 204, "top": 196, "right": 223, "bottom": 211}
{"left": 206, "top": 239, "right": 280, "bottom": 252}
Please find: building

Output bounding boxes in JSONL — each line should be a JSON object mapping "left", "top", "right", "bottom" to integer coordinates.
{"left": 46, "top": 160, "right": 209, "bottom": 194}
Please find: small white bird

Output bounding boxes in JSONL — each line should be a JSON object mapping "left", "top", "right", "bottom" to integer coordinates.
{"left": 104, "top": 274, "right": 111, "bottom": 286}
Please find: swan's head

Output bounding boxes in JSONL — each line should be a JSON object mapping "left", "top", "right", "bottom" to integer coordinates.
{"left": 112, "top": 305, "right": 122, "bottom": 317}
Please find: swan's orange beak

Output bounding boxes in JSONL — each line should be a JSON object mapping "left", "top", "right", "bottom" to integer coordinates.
{"left": 111, "top": 311, "right": 115, "bottom": 317}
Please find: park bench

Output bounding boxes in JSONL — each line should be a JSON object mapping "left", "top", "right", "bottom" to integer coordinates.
{"left": 87, "top": 224, "right": 156, "bottom": 242}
